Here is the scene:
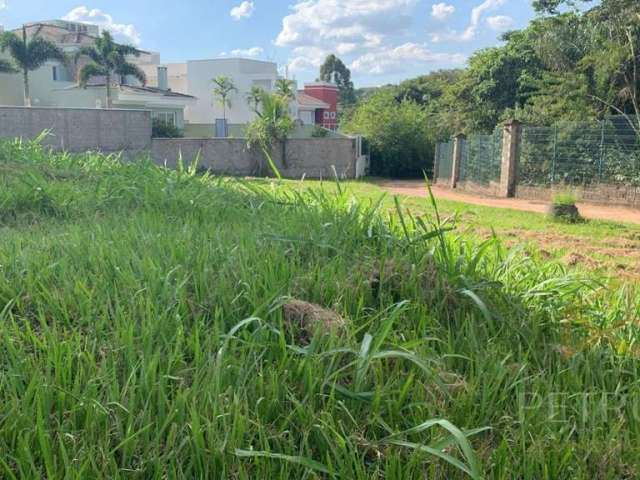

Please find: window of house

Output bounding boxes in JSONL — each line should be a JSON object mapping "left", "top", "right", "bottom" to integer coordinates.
{"left": 323, "top": 111, "right": 330, "bottom": 120}
{"left": 330, "top": 112, "right": 336, "bottom": 119}
{"left": 152, "top": 111, "right": 177, "bottom": 126}
{"left": 52, "top": 65, "right": 71, "bottom": 82}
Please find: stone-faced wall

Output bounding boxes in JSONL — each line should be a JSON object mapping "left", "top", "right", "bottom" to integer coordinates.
{"left": 0, "top": 106, "right": 151, "bottom": 153}
{"left": 151, "top": 137, "right": 358, "bottom": 179}
{"left": 516, "top": 184, "right": 640, "bottom": 208}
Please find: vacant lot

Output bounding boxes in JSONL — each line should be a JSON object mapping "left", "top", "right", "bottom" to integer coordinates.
{"left": 266, "top": 178, "right": 640, "bottom": 283}
{"left": 1, "top": 143, "right": 640, "bottom": 479}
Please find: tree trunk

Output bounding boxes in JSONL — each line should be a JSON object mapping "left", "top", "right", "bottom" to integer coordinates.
{"left": 106, "top": 73, "right": 112, "bottom": 109}
{"left": 23, "top": 69, "right": 31, "bottom": 107}
{"left": 21, "top": 26, "right": 31, "bottom": 107}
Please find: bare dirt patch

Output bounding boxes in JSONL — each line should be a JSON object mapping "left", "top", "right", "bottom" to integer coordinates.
{"left": 283, "top": 299, "right": 345, "bottom": 342}
{"left": 376, "top": 180, "right": 640, "bottom": 225}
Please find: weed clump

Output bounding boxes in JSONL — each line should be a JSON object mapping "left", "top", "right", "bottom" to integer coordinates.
{"left": 548, "top": 191, "right": 581, "bottom": 223}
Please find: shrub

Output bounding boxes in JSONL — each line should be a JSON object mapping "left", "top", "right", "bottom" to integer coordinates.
{"left": 549, "top": 191, "right": 581, "bottom": 222}
{"left": 552, "top": 191, "right": 578, "bottom": 206}
{"left": 343, "top": 89, "right": 433, "bottom": 178}
{"left": 246, "top": 92, "right": 295, "bottom": 178}
{"left": 152, "top": 118, "right": 183, "bottom": 138}
{"left": 311, "top": 125, "right": 329, "bottom": 138}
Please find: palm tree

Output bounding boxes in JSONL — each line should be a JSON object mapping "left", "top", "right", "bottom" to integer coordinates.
{"left": 0, "top": 26, "right": 65, "bottom": 106}
{"left": 246, "top": 85, "right": 264, "bottom": 114}
{"left": 275, "top": 78, "right": 296, "bottom": 100}
{"left": 246, "top": 91, "right": 295, "bottom": 176}
{"left": 76, "top": 31, "right": 146, "bottom": 109}
{"left": 212, "top": 76, "right": 236, "bottom": 122}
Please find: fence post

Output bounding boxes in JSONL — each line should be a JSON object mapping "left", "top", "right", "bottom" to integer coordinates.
{"left": 499, "top": 119, "right": 521, "bottom": 198}
{"left": 433, "top": 143, "right": 440, "bottom": 184}
{"left": 451, "top": 134, "right": 466, "bottom": 188}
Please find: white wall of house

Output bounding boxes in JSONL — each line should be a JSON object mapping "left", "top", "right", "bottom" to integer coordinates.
{"left": 139, "top": 62, "right": 188, "bottom": 96}
{"left": 186, "top": 58, "right": 279, "bottom": 124}
{"left": 135, "top": 57, "right": 282, "bottom": 125}
{"left": 0, "top": 65, "right": 23, "bottom": 106}
{"left": 0, "top": 53, "right": 74, "bottom": 106}
{"left": 298, "top": 109, "right": 315, "bottom": 126}
{"left": 50, "top": 86, "right": 187, "bottom": 128}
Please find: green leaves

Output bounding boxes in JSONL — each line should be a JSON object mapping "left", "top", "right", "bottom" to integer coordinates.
{"left": 0, "top": 28, "right": 64, "bottom": 72}
{"left": 343, "top": 89, "right": 433, "bottom": 177}
{"left": 76, "top": 31, "right": 146, "bottom": 94}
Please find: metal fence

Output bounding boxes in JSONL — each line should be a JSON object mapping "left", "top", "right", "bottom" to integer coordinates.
{"left": 519, "top": 118, "right": 640, "bottom": 186}
{"left": 459, "top": 129, "right": 503, "bottom": 185}
{"left": 437, "top": 140, "right": 453, "bottom": 182}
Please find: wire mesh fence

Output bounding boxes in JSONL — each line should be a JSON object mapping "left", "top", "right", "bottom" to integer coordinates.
{"left": 437, "top": 140, "right": 453, "bottom": 182}
{"left": 520, "top": 118, "right": 640, "bottom": 187}
{"left": 459, "top": 129, "right": 503, "bottom": 185}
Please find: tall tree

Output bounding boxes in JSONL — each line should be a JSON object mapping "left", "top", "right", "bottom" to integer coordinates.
{"left": 0, "top": 26, "right": 65, "bottom": 106}
{"left": 532, "top": 0, "right": 640, "bottom": 134}
{"left": 532, "top": 0, "right": 590, "bottom": 14}
{"left": 212, "top": 75, "right": 236, "bottom": 122}
{"left": 246, "top": 91, "right": 295, "bottom": 177}
{"left": 319, "top": 54, "right": 356, "bottom": 105}
{"left": 76, "top": 31, "right": 146, "bottom": 109}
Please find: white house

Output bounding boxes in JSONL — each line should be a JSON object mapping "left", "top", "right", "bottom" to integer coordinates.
{"left": 0, "top": 20, "right": 195, "bottom": 128}
{"left": 137, "top": 57, "right": 282, "bottom": 128}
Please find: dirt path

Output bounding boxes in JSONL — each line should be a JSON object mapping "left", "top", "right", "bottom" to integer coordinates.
{"left": 375, "top": 180, "right": 640, "bottom": 225}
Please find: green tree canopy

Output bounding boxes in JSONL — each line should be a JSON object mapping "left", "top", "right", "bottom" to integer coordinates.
{"left": 211, "top": 75, "right": 237, "bottom": 122}
{"left": 0, "top": 26, "right": 65, "bottom": 106}
{"left": 343, "top": 89, "right": 432, "bottom": 177}
{"left": 76, "top": 31, "right": 146, "bottom": 109}
{"left": 319, "top": 54, "right": 356, "bottom": 105}
{"left": 275, "top": 78, "right": 296, "bottom": 100}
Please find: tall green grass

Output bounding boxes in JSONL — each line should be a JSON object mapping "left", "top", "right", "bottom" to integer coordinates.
{"left": 1, "top": 139, "right": 639, "bottom": 479}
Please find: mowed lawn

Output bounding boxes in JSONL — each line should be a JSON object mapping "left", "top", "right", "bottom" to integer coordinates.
{"left": 1, "top": 142, "right": 640, "bottom": 479}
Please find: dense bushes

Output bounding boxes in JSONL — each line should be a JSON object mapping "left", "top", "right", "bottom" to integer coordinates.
{"left": 152, "top": 118, "right": 183, "bottom": 138}
{"left": 343, "top": 90, "right": 433, "bottom": 178}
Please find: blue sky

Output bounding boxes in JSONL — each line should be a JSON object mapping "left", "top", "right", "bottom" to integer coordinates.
{"left": 0, "top": 1, "right": 540, "bottom": 87}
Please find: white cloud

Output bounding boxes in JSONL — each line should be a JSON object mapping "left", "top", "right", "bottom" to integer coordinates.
{"left": 288, "top": 46, "right": 330, "bottom": 73}
{"left": 277, "top": 0, "right": 423, "bottom": 74}
{"left": 277, "top": 0, "right": 466, "bottom": 77}
{"left": 462, "top": 0, "right": 507, "bottom": 40}
{"left": 350, "top": 42, "right": 466, "bottom": 75}
{"left": 486, "top": 15, "right": 514, "bottom": 31}
{"left": 0, "top": 0, "right": 6, "bottom": 10}
{"left": 230, "top": 46, "right": 264, "bottom": 57}
{"left": 276, "top": 0, "right": 417, "bottom": 50}
{"left": 431, "top": 3, "right": 455, "bottom": 21}
{"left": 431, "top": 0, "right": 507, "bottom": 42}
{"left": 230, "top": 1, "right": 255, "bottom": 20}
{"left": 63, "top": 6, "right": 141, "bottom": 45}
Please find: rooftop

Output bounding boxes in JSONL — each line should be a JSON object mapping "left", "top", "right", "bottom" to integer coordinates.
{"left": 296, "top": 92, "right": 330, "bottom": 109}
{"left": 61, "top": 83, "right": 196, "bottom": 99}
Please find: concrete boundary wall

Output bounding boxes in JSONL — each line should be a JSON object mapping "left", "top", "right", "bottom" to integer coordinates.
{"left": 0, "top": 106, "right": 151, "bottom": 153}
{"left": 151, "top": 137, "right": 358, "bottom": 179}
{"left": 0, "top": 106, "right": 358, "bottom": 179}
